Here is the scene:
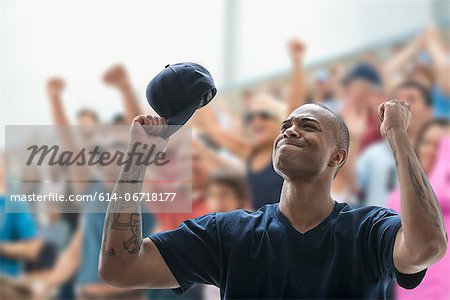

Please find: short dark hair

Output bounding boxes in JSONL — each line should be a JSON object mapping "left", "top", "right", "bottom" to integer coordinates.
{"left": 396, "top": 80, "right": 432, "bottom": 106}
{"left": 112, "top": 114, "right": 126, "bottom": 125}
{"left": 312, "top": 103, "right": 350, "bottom": 154}
{"left": 77, "top": 108, "right": 99, "bottom": 122}
{"left": 414, "top": 118, "right": 450, "bottom": 153}
{"left": 310, "top": 103, "right": 350, "bottom": 178}
{"left": 206, "top": 171, "right": 248, "bottom": 204}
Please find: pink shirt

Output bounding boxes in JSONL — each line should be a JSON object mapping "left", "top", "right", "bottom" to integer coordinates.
{"left": 387, "top": 136, "right": 450, "bottom": 300}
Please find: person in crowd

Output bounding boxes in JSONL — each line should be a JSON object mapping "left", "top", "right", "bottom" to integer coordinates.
{"left": 99, "top": 101, "right": 447, "bottom": 299}
{"left": 103, "top": 64, "right": 144, "bottom": 124}
{"left": 425, "top": 24, "right": 450, "bottom": 119}
{"left": 30, "top": 76, "right": 155, "bottom": 299}
{"left": 0, "top": 153, "right": 42, "bottom": 278}
{"left": 194, "top": 39, "right": 307, "bottom": 210}
{"left": 387, "top": 119, "right": 450, "bottom": 300}
{"left": 310, "top": 70, "right": 340, "bottom": 111}
{"left": 205, "top": 170, "right": 248, "bottom": 213}
{"left": 340, "top": 62, "right": 385, "bottom": 150}
{"left": 384, "top": 24, "right": 450, "bottom": 118}
{"left": 357, "top": 81, "right": 433, "bottom": 207}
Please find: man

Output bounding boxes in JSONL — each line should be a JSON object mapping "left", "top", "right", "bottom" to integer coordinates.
{"left": 194, "top": 39, "right": 306, "bottom": 210}
{"left": 0, "top": 154, "right": 42, "bottom": 277}
{"left": 99, "top": 100, "right": 447, "bottom": 299}
{"left": 357, "top": 81, "right": 433, "bottom": 207}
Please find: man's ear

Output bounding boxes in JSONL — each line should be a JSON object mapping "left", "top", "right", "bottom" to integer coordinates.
{"left": 328, "top": 149, "right": 348, "bottom": 169}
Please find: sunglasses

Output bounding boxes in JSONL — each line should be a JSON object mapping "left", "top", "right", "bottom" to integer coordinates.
{"left": 243, "top": 111, "right": 276, "bottom": 124}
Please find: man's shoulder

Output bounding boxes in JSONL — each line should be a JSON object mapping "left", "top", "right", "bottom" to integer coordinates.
{"left": 336, "top": 204, "right": 400, "bottom": 226}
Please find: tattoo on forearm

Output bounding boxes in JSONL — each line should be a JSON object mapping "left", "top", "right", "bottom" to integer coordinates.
{"left": 112, "top": 213, "right": 142, "bottom": 254}
{"left": 101, "top": 159, "right": 146, "bottom": 259}
{"left": 388, "top": 138, "right": 399, "bottom": 168}
{"left": 407, "top": 156, "right": 442, "bottom": 227}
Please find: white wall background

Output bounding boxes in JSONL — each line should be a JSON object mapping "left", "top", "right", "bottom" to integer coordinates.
{"left": 1, "top": 0, "right": 433, "bottom": 147}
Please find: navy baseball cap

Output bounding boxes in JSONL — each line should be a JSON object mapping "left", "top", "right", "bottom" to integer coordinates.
{"left": 342, "top": 62, "right": 382, "bottom": 86}
{"left": 146, "top": 62, "right": 217, "bottom": 138}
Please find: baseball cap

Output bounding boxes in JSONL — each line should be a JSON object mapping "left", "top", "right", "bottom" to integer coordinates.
{"left": 146, "top": 62, "right": 217, "bottom": 138}
{"left": 342, "top": 62, "right": 382, "bottom": 86}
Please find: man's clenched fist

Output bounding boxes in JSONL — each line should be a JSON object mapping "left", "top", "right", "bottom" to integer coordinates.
{"left": 47, "top": 77, "right": 65, "bottom": 98}
{"left": 288, "top": 38, "right": 306, "bottom": 63}
{"left": 103, "top": 64, "right": 128, "bottom": 87}
{"left": 130, "top": 115, "right": 168, "bottom": 153}
{"left": 378, "top": 99, "right": 411, "bottom": 137}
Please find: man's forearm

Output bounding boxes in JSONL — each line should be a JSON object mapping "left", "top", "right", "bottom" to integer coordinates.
{"left": 100, "top": 157, "right": 147, "bottom": 265}
{"left": 287, "top": 60, "right": 306, "bottom": 114}
{"left": 0, "top": 239, "right": 42, "bottom": 261}
{"left": 49, "top": 95, "right": 70, "bottom": 125}
{"left": 388, "top": 129, "right": 447, "bottom": 251}
{"left": 117, "top": 82, "right": 142, "bottom": 124}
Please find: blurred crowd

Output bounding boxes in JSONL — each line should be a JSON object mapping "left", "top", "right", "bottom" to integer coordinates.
{"left": 1, "top": 23, "right": 450, "bottom": 300}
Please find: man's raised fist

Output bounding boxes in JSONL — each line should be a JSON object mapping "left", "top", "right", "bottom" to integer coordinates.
{"left": 378, "top": 99, "right": 411, "bottom": 137}
{"left": 288, "top": 38, "right": 306, "bottom": 62}
{"left": 47, "top": 77, "right": 65, "bottom": 98}
{"left": 103, "top": 64, "right": 128, "bottom": 87}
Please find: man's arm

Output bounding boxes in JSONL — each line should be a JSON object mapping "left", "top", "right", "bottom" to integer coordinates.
{"left": 30, "top": 226, "right": 83, "bottom": 298}
{"left": 47, "top": 78, "right": 70, "bottom": 126}
{"left": 424, "top": 24, "right": 450, "bottom": 94}
{"left": 46, "top": 78, "right": 92, "bottom": 193}
{"left": 98, "top": 115, "right": 178, "bottom": 289}
{"left": 379, "top": 100, "right": 447, "bottom": 274}
{"left": 103, "top": 65, "right": 142, "bottom": 124}
{"left": 383, "top": 33, "right": 426, "bottom": 82}
{"left": 286, "top": 38, "right": 307, "bottom": 114}
{"left": 0, "top": 239, "right": 42, "bottom": 261}
{"left": 194, "top": 105, "right": 252, "bottom": 159}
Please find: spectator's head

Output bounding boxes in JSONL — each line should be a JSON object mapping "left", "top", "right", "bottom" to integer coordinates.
{"left": 415, "top": 119, "right": 450, "bottom": 174}
{"left": 112, "top": 114, "right": 127, "bottom": 125}
{"left": 313, "top": 70, "right": 333, "bottom": 101}
{"left": 76, "top": 108, "right": 99, "bottom": 125}
{"left": 408, "top": 65, "right": 434, "bottom": 89}
{"left": 206, "top": 171, "right": 248, "bottom": 212}
{"left": 244, "top": 93, "right": 286, "bottom": 147}
{"left": 273, "top": 103, "right": 349, "bottom": 182}
{"left": 394, "top": 81, "right": 432, "bottom": 140}
{"left": 342, "top": 62, "right": 382, "bottom": 105}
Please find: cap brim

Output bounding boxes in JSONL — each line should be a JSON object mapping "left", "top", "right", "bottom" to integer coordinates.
{"left": 161, "top": 99, "right": 200, "bottom": 139}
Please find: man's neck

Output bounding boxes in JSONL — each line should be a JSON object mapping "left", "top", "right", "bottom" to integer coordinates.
{"left": 279, "top": 179, "right": 335, "bottom": 234}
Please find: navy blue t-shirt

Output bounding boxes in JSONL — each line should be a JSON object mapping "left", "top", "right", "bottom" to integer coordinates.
{"left": 149, "top": 202, "right": 426, "bottom": 299}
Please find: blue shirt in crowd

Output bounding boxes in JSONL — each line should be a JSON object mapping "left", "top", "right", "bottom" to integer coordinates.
{"left": 150, "top": 202, "right": 425, "bottom": 299}
{"left": 0, "top": 195, "right": 38, "bottom": 277}
{"left": 246, "top": 160, "right": 283, "bottom": 210}
{"left": 357, "top": 140, "right": 398, "bottom": 207}
{"left": 432, "top": 85, "right": 450, "bottom": 119}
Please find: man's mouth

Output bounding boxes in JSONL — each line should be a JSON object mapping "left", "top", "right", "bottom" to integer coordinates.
{"left": 277, "top": 138, "right": 307, "bottom": 149}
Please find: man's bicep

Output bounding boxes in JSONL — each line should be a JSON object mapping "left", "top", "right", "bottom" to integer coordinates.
{"left": 128, "top": 238, "right": 180, "bottom": 289}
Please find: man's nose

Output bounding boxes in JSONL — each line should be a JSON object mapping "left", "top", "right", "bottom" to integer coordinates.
{"left": 283, "top": 127, "right": 300, "bottom": 139}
